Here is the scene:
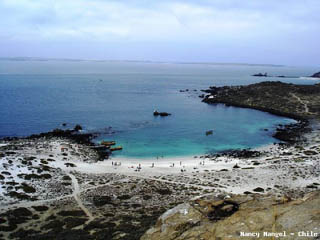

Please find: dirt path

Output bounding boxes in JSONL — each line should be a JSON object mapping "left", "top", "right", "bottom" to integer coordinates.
{"left": 68, "top": 173, "right": 94, "bottom": 223}
{"left": 291, "top": 93, "right": 310, "bottom": 114}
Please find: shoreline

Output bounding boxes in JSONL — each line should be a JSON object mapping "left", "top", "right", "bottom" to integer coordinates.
{"left": 1, "top": 128, "right": 319, "bottom": 239}
{"left": 1, "top": 80, "right": 320, "bottom": 239}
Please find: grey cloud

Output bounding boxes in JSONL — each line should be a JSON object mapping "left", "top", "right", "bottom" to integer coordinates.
{"left": 0, "top": 0, "right": 319, "bottom": 65}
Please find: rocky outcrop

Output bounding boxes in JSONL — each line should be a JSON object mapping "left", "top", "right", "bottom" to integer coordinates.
{"left": 310, "top": 72, "right": 320, "bottom": 78}
{"left": 252, "top": 72, "right": 268, "bottom": 77}
{"left": 153, "top": 111, "right": 171, "bottom": 117}
{"left": 141, "top": 191, "right": 320, "bottom": 240}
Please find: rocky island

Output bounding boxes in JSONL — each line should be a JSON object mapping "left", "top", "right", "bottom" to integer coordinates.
{"left": 310, "top": 72, "right": 320, "bottom": 78}
{"left": 1, "top": 81, "right": 320, "bottom": 240}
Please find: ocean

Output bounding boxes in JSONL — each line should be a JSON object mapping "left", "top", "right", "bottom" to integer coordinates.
{"left": 0, "top": 59, "right": 318, "bottom": 158}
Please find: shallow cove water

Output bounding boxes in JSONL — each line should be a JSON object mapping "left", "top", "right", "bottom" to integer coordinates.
{"left": 0, "top": 60, "right": 318, "bottom": 158}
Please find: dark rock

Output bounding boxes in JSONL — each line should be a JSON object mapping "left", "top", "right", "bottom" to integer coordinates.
{"left": 252, "top": 72, "right": 268, "bottom": 77}
{"left": 74, "top": 124, "right": 83, "bottom": 131}
{"left": 153, "top": 110, "right": 171, "bottom": 117}
{"left": 310, "top": 72, "right": 320, "bottom": 78}
{"left": 215, "top": 149, "right": 261, "bottom": 159}
{"left": 205, "top": 130, "right": 213, "bottom": 136}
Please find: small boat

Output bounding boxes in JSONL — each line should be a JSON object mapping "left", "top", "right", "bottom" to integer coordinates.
{"left": 101, "top": 141, "right": 116, "bottom": 146}
{"left": 90, "top": 145, "right": 110, "bottom": 150}
{"left": 110, "top": 146, "right": 123, "bottom": 151}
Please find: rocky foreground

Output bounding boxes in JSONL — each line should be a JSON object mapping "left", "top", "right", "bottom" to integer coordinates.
{"left": 142, "top": 191, "right": 320, "bottom": 240}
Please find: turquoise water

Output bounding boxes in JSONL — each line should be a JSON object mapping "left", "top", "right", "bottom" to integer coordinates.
{"left": 0, "top": 60, "right": 318, "bottom": 158}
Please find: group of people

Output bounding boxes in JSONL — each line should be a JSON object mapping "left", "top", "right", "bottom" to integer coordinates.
{"left": 111, "top": 161, "right": 121, "bottom": 166}
{"left": 111, "top": 160, "right": 192, "bottom": 173}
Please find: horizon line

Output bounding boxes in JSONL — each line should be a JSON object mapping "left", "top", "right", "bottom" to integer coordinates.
{"left": 0, "top": 56, "right": 286, "bottom": 67}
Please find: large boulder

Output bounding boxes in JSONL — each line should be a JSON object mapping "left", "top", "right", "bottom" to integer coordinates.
{"left": 141, "top": 191, "right": 320, "bottom": 240}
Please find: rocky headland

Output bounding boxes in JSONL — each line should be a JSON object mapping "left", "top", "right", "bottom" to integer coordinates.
{"left": 311, "top": 72, "right": 320, "bottom": 78}
{"left": 202, "top": 81, "right": 320, "bottom": 119}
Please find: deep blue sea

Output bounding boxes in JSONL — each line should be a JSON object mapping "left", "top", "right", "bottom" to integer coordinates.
{"left": 0, "top": 60, "right": 319, "bottom": 158}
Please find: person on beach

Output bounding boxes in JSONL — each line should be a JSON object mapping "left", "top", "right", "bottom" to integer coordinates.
{"left": 180, "top": 161, "right": 182, "bottom": 166}
{"left": 112, "top": 161, "right": 113, "bottom": 166}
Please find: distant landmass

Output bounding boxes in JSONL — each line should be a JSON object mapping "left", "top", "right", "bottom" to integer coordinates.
{"left": 0, "top": 57, "right": 285, "bottom": 67}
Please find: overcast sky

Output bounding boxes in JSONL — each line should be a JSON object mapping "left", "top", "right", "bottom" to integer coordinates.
{"left": 0, "top": 0, "right": 319, "bottom": 65}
